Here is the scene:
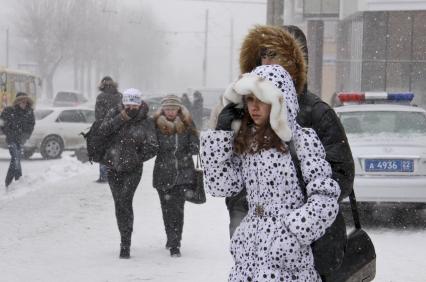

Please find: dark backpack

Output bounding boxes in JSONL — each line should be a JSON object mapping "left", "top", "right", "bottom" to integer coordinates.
{"left": 82, "top": 119, "right": 109, "bottom": 163}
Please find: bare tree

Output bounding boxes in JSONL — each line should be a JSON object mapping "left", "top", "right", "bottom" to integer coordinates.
{"left": 16, "top": 0, "right": 78, "bottom": 99}
{"left": 15, "top": 0, "right": 166, "bottom": 99}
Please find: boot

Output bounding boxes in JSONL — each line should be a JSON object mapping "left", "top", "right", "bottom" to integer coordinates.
{"left": 119, "top": 244, "right": 130, "bottom": 259}
{"left": 170, "top": 247, "right": 181, "bottom": 257}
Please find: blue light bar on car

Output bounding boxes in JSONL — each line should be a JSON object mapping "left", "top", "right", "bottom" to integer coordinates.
{"left": 387, "top": 92, "right": 415, "bottom": 102}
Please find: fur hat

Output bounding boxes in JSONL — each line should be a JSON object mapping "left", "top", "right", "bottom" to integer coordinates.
{"left": 13, "top": 92, "right": 34, "bottom": 108}
{"left": 99, "top": 76, "right": 118, "bottom": 91}
{"left": 122, "top": 88, "right": 143, "bottom": 105}
{"left": 239, "top": 25, "right": 306, "bottom": 95}
{"left": 223, "top": 65, "right": 298, "bottom": 142}
{"left": 161, "top": 95, "right": 182, "bottom": 108}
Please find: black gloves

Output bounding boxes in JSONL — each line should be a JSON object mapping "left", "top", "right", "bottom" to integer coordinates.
{"left": 125, "top": 108, "right": 139, "bottom": 118}
{"left": 216, "top": 103, "right": 244, "bottom": 131}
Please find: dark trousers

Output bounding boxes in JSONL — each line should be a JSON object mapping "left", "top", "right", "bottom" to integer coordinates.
{"left": 107, "top": 168, "right": 142, "bottom": 246}
{"left": 157, "top": 187, "right": 186, "bottom": 248}
{"left": 5, "top": 142, "right": 22, "bottom": 186}
{"left": 99, "top": 163, "right": 108, "bottom": 181}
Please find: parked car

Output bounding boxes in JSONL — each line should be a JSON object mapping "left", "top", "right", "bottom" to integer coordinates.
{"left": 335, "top": 92, "right": 426, "bottom": 211}
{"left": 53, "top": 91, "right": 88, "bottom": 107}
{"left": 0, "top": 107, "right": 95, "bottom": 159}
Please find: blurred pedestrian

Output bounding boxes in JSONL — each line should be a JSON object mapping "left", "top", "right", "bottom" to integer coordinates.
{"left": 98, "top": 88, "right": 158, "bottom": 259}
{"left": 152, "top": 94, "right": 199, "bottom": 257}
{"left": 192, "top": 90, "right": 203, "bottom": 129}
{"left": 181, "top": 93, "right": 192, "bottom": 112}
{"left": 1, "top": 92, "right": 35, "bottom": 188}
{"left": 94, "top": 76, "right": 122, "bottom": 183}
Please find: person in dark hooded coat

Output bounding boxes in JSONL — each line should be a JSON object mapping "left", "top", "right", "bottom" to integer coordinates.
{"left": 1, "top": 92, "right": 35, "bottom": 188}
{"left": 94, "top": 76, "right": 122, "bottom": 183}
{"left": 192, "top": 90, "right": 204, "bottom": 129}
{"left": 98, "top": 88, "right": 158, "bottom": 259}
{"left": 152, "top": 94, "right": 199, "bottom": 257}
{"left": 224, "top": 25, "right": 355, "bottom": 241}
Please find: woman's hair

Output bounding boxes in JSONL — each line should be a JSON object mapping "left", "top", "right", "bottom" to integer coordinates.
{"left": 154, "top": 106, "right": 198, "bottom": 136}
{"left": 234, "top": 102, "right": 287, "bottom": 155}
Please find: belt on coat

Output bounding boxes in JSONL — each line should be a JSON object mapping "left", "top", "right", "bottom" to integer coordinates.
{"left": 248, "top": 203, "right": 292, "bottom": 218}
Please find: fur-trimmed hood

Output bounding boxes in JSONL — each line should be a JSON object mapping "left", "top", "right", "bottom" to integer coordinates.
{"left": 223, "top": 65, "right": 300, "bottom": 142}
{"left": 13, "top": 94, "right": 34, "bottom": 109}
{"left": 239, "top": 25, "right": 306, "bottom": 95}
{"left": 154, "top": 105, "right": 194, "bottom": 135}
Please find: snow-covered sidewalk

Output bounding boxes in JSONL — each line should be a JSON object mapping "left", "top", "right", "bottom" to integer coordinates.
{"left": 0, "top": 151, "right": 425, "bottom": 281}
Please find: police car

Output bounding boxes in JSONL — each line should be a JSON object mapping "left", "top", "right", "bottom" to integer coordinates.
{"left": 335, "top": 92, "right": 426, "bottom": 208}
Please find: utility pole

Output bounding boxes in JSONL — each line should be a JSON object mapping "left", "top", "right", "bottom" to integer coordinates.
{"left": 229, "top": 17, "right": 234, "bottom": 82}
{"left": 266, "top": 0, "right": 283, "bottom": 26}
{"left": 202, "top": 9, "right": 209, "bottom": 87}
{"left": 5, "top": 28, "right": 9, "bottom": 68}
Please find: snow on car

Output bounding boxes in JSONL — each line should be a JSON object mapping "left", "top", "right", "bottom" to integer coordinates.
{"left": 0, "top": 106, "right": 95, "bottom": 159}
{"left": 335, "top": 92, "right": 426, "bottom": 210}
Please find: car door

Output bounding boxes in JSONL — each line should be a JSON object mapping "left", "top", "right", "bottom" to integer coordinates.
{"left": 55, "top": 109, "right": 87, "bottom": 148}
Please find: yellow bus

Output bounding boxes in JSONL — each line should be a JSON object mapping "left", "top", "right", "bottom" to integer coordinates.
{"left": 0, "top": 66, "right": 41, "bottom": 112}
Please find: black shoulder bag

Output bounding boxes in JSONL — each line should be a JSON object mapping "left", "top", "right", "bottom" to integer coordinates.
{"left": 324, "top": 190, "right": 376, "bottom": 282}
{"left": 185, "top": 154, "right": 206, "bottom": 204}
{"left": 288, "top": 141, "right": 376, "bottom": 281}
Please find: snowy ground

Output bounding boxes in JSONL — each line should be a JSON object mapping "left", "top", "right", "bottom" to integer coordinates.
{"left": 0, "top": 149, "right": 425, "bottom": 282}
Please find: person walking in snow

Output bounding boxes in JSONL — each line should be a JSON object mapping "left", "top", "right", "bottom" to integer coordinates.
{"left": 201, "top": 64, "right": 340, "bottom": 281}
{"left": 1, "top": 92, "right": 35, "bottom": 188}
{"left": 225, "top": 25, "right": 354, "bottom": 255}
{"left": 192, "top": 90, "right": 204, "bottom": 129}
{"left": 98, "top": 88, "right": 158, "bottom": 259}
{"left": 181, "top": 93, "right": 192, "bottom": 112}
{"left": 94, "top": 76, "right": 122, "bottom": 183}
{"left": 152, "top": 95, "right": 199, "bottom": 257}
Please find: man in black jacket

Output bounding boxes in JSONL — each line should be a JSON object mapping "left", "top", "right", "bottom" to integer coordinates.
{"left": 94, "top": 76, "right": 122, "bottom": 183}
{"left": 1, "top": 92, "right": 35, "bottom": 188}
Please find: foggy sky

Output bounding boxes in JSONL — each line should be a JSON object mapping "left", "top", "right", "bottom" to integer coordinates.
{"left": 0, "top": 0, "right": 266, "bottom": 96}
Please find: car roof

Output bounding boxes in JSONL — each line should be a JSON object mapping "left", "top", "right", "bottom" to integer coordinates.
{"left": 35, "top": 106, "right": 94, "bottom": 112}
{"left": 334, "top": 104, "right": 426, "bottom": 113}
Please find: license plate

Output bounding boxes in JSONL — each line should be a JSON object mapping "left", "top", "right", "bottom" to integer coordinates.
{"left": 365, "top": 159, "right": 414, "bottom": 172}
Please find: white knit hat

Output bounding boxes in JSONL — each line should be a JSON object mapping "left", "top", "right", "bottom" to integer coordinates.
{"left": 223, "top": 65, "right": 293, "bottom": 142}
{"left": 122, "top": 88, "right": 142, "bottom": 105}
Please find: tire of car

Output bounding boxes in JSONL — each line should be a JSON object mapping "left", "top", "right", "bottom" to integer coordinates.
{"left": 40, "top": 135, "right": 64, "bottom": 159}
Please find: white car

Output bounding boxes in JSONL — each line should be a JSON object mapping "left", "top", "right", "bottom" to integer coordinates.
{"left": 0, "top": 107, "right": 95, "bottom": 159}
{"left": 335, "top": 92, "right": 426, "bottom": 208}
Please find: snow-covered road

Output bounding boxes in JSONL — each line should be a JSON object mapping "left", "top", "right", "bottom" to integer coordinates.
{"left": 0, "top": 150, "right": 425, "bottom": 282}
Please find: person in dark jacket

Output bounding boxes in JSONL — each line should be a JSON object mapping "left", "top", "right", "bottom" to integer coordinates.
{"left": 153, "top": 95, "right": 199, "bottom": 257}
{"left": 1, "top": 92, "right": 35, "bottom": 188}
{"left": 224, "top": 25, "right": 355, "bottom": 239}
{"left": 99, "top": 88, "right": 158, "bottom": 259}
{"left": 192, "top": 90, "right": 204, "bottom": 129}
{"left": 181, "top": 93, "right": 192, "bottom": 112}
{"left": 94, "top": 76, "right": 122, "bottom": 183}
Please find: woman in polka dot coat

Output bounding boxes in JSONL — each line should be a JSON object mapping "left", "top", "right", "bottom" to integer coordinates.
{"left": 201, "top": 65, "right": 340, "bottom": 281}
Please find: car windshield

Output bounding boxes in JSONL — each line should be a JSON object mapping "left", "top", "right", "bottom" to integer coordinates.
{"left": 340, "top": 111, "right": 426, "bottom": 135}
{"left": 34, "top": 110, "right": 53, "bottom": 120}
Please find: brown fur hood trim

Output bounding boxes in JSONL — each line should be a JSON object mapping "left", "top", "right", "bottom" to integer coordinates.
{"left": 239, "top": 25, "right": 306, "bottom": 95}
{"left": 13, "top": 95, "right": 34, "bottom": 108}
{"left": 154, "top": 105, "right": 193, "bottom": 135}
